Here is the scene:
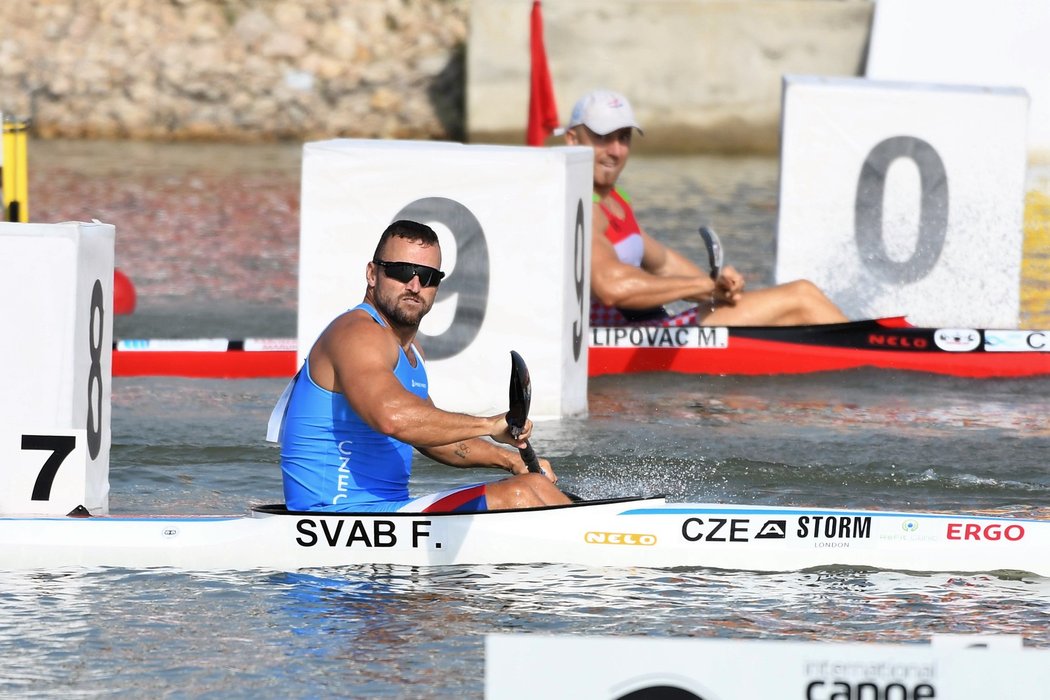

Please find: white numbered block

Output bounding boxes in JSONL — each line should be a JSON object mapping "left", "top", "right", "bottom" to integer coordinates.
{"left": 0, "top": 429, "right": 87, "bottom": 516}
{"left": 775, "top": 75, "right": 1029, "bottom": 327}
{"left": 866, "top": 0, "right": 1050, "bottom": 160}
{"left": 299, "top": 140, "right": 593, "bottom": 418}
{"left": 486, "top": 634, "right": 1050, "bottom": 699}
{"left": 0, "top": 221, "right": 113, "bottom": 515}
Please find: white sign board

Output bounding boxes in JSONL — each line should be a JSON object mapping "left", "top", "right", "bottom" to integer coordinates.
{"left": 0, "top": 221, "right": 113, "bottom": 514}
{"left": 866, "top": 0, "right": 1050, "bottom": 161}
{"left": 0, "top": 429, "right": 88, "bottom": 515}
{"left": 486, "top": 634, "right": 1050, "bottom": 699}
{"left": 299, "top": 139, "right": 593, "bottom": 418}
{"left": 776, "top": 75, "right": 1028, "bottom": 327}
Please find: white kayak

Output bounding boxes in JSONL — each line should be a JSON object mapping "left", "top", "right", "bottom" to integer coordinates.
{"left": 0, "top": 496, "right": 1045, "bottom": 575}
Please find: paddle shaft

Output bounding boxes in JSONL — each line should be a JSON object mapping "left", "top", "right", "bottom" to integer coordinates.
{"left": 519, "top": 440, "right": 542, "bottom": 473}
{"left": 698, "top": 226, "right": 725, "bottom": 315}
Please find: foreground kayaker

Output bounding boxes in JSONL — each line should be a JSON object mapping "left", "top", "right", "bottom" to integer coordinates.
{"left": 560, "top": 89, "right": 849, "bottom": 328}
{"left": 270, "top": 219, "right": 570, "bottom": 512}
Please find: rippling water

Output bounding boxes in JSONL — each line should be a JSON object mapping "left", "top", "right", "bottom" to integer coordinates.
{"left": 6, "top": 564, "right": 1046, "bottom": 697}
{"left": 5, "top": 142, "right": 1049, "bottom": 698}
{"left": 2, "top": 370, "right": 1046, "bottom": 698}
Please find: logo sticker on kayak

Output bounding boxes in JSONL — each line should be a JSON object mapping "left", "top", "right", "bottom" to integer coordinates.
{"left": 933, "top": 328, "right": 981, "bottom": 352}
{"left": 946, "top": 522, "right": 1025, "bottom": 541}
{"left": 867, "top": 333, "right": 928, "bottom": 349}
{"left": 585, "top": 531, "right": 657, "bottom": 546}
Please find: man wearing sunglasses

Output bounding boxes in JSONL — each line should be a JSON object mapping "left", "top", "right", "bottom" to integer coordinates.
{"left": 274, "top": 219, "right": 570, "bottom": 513}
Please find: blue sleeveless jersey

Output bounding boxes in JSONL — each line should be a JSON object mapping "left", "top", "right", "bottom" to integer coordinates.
{"left": 279, "top": 303, "right": 429, "bottom": 511}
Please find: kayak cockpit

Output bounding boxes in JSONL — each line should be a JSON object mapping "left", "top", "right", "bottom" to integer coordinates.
{"left": 250, "top": 494, "right": 664, "bottom": 518}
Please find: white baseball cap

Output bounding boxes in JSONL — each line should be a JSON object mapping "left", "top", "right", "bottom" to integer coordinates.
{"left": 556, "top": 89, "right": 644, "bottom": 137}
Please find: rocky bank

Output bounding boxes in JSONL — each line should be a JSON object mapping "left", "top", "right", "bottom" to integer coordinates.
{"left": 0, "top": 0, "right": 468, "bottom": 141}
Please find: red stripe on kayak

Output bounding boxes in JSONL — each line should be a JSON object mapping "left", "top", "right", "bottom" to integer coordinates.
{"left": 587, "top": 337, "right": 1050, "bottom": 378}
{"left": 421, "top": 484, "right": 488, "bottom": 513}
{"left": 111, "top": 342, "right": 1050, "bottom": 380}
{"left": 113, "top": 349, "right": 296, "bottom": 379}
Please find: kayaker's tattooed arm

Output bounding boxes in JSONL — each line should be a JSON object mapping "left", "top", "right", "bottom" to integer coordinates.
{"left": 419, "top": 438, "right": 500, "bottom": 469}
{"left": 418, "top": 439, "right": 554, "bottom": 478}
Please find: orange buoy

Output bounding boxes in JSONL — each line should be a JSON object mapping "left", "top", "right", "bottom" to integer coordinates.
{"left": 114, "top": 268, "right": 136, "bottom": 315}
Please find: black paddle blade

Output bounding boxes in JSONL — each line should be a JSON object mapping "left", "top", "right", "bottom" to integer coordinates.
{"left": 507, "top": 350, "right": 543, "bottom": 474}
{"left": 507, "top": 350, "right": 532, "bottom": 435}
{"left": 698, "top": 226, "right": 724, "bottom": 281}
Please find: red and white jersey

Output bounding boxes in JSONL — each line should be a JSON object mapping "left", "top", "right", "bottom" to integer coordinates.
{"left": 597, "top": 188, "right": 645, "bottom": 267}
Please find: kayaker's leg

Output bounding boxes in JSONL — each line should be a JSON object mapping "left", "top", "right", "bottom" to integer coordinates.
{"left": 484, "top": 473, "right": 572, "bottom": 509}
{"left": 699, "top": 279, "right": 848, "bottom": 326}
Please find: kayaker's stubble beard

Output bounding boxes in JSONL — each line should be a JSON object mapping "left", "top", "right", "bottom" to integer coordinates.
{"left": 373, "top": 284, "right": 433, "bottom": 330}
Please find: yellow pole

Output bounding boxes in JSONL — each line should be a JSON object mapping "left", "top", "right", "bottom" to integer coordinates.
{"left": 0, "top": 114, "right": 5, "bottom": 220}
{"left": 1021, "top": 190, "right": 1050, "bottom": 328}
{"left": 2, "top": 118, "right": 28, "bottom": 222}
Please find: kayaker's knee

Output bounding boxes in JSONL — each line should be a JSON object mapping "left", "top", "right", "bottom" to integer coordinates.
{"left": 488, "top": 473, "right": 569, "bottom": 509}
{"left": 787, "top": 278, "right": 820, "bottom": 300}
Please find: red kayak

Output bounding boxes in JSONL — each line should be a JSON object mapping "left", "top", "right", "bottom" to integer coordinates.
{"left": 113, "top": 338, "right": 297, "bottom": 379}
{"left": 588, "top": 317, "right": 1050, "bottom": 378}
{"left": 111, "top": 318, "right": 1049, "bottom": 380}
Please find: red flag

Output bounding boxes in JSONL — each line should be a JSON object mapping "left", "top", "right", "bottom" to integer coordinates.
{"left": 526, "top": 0, "right": 559, "bottom": 146}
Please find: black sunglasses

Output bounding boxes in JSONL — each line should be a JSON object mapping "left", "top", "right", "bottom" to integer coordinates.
{"left": 373, "top": 260, "right": 445, "bottom": 288}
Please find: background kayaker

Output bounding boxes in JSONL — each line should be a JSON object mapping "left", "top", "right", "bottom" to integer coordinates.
{"left": 272, "top": 219, "right": 569, "bottom": 512}
{"left": 561, "top": 89, "right": 849, "bottom": 328}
